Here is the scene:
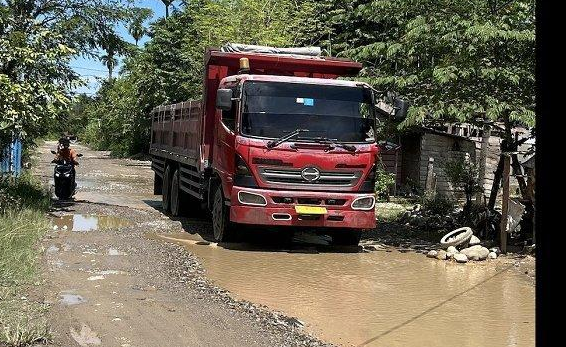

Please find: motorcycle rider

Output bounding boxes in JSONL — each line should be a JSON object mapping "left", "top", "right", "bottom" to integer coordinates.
{"left": 53, "top": 137, "right": 79, "bottom": 165}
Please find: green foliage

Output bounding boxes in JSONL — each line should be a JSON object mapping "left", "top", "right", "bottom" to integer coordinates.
{"left": 0, "top": 172, "right": 50, "bottom": 214}
{"left": 322, "top": 0, "right": 534, "bottom": 131}
{"left": 375, "top": 167, "right": 395, "bottom": 200}
{"left": 129, "top": 8, "right": 153, "bottom": 45}
{"left": 421, "top": 192, "right": 456, "bottom": 216}
{"left": 442, "top": 155, "right": 481, "bottom": 208}
{"left": 0, "top": 0, "right": 136, "bottom": 146}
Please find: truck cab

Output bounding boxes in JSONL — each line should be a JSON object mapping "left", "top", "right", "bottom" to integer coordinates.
{"left": 213, "top": 74, "right": 379, "bottom": 244}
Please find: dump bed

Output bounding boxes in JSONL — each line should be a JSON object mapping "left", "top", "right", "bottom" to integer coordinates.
{"left": 149, "top": 100, "right": 203, "bottom": 175}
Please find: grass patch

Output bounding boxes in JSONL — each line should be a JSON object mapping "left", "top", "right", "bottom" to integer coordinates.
{"left": 0, "top": 173, "right": 51, "bottom": 346}
{"left": 375, "top": 202, "right": 409, "bottom": 222}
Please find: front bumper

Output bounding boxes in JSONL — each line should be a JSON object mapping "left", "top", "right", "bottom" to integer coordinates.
{"left": 229, "top": 186, "right": 376, "bottom": 229}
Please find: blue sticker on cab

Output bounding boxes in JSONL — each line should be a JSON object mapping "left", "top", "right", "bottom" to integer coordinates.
{"left": 303, "top": 98, "right": 314, "bottom": 106}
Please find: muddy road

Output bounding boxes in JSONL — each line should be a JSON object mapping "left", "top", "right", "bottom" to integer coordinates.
{"left": 36, "top": 141, "right": 535, "bottom": 347}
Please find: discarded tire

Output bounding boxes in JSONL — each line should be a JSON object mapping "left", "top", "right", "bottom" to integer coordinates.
{"left": 440, "top": 227, "right": 473, "bottom": 248}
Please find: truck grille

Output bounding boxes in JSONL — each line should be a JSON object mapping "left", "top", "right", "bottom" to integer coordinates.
{"left": 258, "top": 167, "right": 361, "bottom": 187}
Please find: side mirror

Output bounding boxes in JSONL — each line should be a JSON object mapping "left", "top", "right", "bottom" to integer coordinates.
{"left": 50, "top": 150, "right": 57, "bottom": 154}
{"left": 216, "top": 89, "right": 233, "bottom": 111}
{"left": 77, "top": 153, "right": 83, "bottom": 157}
{"left": 393, "top": 98, "right": 409, "bottom": 120}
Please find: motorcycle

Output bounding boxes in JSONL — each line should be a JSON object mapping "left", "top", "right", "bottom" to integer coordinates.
{"left": 50, "top": 150, "right": 83, "bottom": 200}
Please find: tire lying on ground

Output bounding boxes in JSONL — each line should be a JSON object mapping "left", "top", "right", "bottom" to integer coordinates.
{"left": 440, "top": 227, "right": 473, "bottom": 248}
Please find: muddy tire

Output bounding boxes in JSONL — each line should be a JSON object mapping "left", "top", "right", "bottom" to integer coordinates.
{"left": 162, "top": 165, "right": 172, "bottom": 212}
{"left": 170, "top": 169, "right": 181, "bottom": 216}
{"left": 211, "top": 185, "right": 234, "bottom": 242}
{"left": 154, "top": 173, "right": 163, "bottom": 195}
{"left": 440, "top": 227, "right": 473, "bottom": 248}
{"left": 55, "top": 184, "right": 71, "bottom": 200}
{"left": 332, "top": 229, "right": 362, "bottom": 246}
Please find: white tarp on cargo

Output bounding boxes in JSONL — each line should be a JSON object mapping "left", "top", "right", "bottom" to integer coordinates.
{"left": 221, "top": 43, "right": 321, "bottom": 56}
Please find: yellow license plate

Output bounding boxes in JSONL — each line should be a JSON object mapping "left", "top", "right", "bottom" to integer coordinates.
{"left": 295, "top": 205, "right": 327, "bottom": 215}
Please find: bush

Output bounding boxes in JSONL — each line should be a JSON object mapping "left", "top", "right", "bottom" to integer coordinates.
{"left": 442, "top": 155, "right": 481, "bottom": 210}
{"left": 375, "top": 167, "right": 396, "bottom": 201}
{"left": 421, "top": 192, "right": 456, "bottom": 215}
{"left": 0, "top": 173, "right": 50, "bottom": 214}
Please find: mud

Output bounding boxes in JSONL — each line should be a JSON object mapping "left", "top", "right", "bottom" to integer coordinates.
{"left": 151, "top": 232, "right": 535, "bottom": 347}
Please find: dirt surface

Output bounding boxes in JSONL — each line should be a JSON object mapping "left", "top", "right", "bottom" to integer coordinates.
{"left": 34, "top": 141, "right": 535, "bottom": 347}
{"left": 36, "top": 141, "right": 331, "bottom": 347}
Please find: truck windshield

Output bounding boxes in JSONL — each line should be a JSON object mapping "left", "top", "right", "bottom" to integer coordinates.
{"left": 241, "top": 81, "right": 375, "bottom": 143}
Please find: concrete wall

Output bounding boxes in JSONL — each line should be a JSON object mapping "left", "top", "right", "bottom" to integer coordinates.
{"left": 418, "top": 133, "right": 477, "bottom": 199}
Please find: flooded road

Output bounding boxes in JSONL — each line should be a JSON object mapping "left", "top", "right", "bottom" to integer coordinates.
{"left": 151, "top": 232, "right": 535, "bottom": 347}
{"left": 36, "top": 141, "right": 535, "bottom": 347}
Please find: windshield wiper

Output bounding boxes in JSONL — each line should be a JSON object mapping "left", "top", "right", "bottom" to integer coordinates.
{"left": 309, "top": 137, "right": 357, "bottom": 152}
{"left": 266, "top": 128, "right": 309, "bottom": 149}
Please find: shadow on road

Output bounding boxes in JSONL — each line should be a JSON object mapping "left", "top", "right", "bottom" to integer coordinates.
{"left": 142, "top": 199, "right": 362, "bottom": 254}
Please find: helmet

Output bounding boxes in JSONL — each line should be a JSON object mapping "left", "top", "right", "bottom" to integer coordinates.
{"left": 59, "top": 137, "right": 70, "bottom": 147}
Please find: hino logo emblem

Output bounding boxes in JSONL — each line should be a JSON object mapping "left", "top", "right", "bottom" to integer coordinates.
{"left": 301, "top": 167, "right": 320, "bottom": 182}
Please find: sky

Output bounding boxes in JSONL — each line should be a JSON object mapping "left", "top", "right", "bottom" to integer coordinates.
{"left": 70, "top": 0, "right": 170, "bottom": 95}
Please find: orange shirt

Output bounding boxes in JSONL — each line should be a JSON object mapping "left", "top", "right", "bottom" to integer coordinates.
{"left": 56, "top": 148, "right": 78, "bottom": 164}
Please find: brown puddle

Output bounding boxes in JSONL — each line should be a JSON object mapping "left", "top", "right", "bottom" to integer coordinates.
{"left": 150, "top": 232, "right": 535, "bottom": 347}
{"left": 52, "top": 214, "right": 131, "bottom": 232}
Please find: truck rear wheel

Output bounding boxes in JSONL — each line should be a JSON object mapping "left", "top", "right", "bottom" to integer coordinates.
{"left": 212, "top": 186, "right": 234, "bottom": 242}
{"left": 331, "top": 229, "right": 362, "bottom": 246}
{"left": 162, "top": 165, "right": 172, "bottom": 212}
{"left": 170, "top": 169, "right": 181, "bottom": 216}
{"left": 154, "top": 173, "right": 163, "bottom": 195}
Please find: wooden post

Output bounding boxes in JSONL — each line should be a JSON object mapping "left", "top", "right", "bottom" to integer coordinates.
{"left": 476, "top": 124, "right": 491, "bottom": 204}
{"left": 425, "top": 157, "right": 435, "bottom": 194}
{"left": 527, "top": 168, "right": 536, "bottom": 244}
{"left": 393, "top": 148, "right": 399, "bottom": 196}
{"left": 500, "top": 154, "right": 511, "bottom": 253}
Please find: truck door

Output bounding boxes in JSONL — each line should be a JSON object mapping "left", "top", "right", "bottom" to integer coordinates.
{"left": 213, "top": 85, "right": 238, "bottom": 192}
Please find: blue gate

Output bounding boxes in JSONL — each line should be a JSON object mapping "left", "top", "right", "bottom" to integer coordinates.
{"left": 1, "top": 135, "right": 22, "bottom": 177}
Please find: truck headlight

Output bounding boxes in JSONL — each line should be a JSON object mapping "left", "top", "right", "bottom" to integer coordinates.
{"left": 64, "top": 173, "right": 70, "bottom": 177}
{"left": 238, "top": 191, "right": 267, "bottom": 206}
{"left": 351, "top": 196, "right": 375, "bottom": 210}
{"left": 234, "top": 154, "right": 258, "bottom": 187}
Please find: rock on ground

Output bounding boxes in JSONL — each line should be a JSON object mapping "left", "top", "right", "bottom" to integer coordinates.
{"left": 488, "top": 252, "right": 498, "bottom": 259}
{"left": 435, "top": 250, "right": 447, "bottom": 260}
{"left": 469, "top": 235, "right": 481, "bottom": 246}
{"left": 454, "top": 253, "right": 468, "bottom": 263}
{"left": 446, "top": 246, "right": 458, "bottom": 254}
{"left": 460, "top": 245, "right": 490, "bottom": 261}
{"left": 427, "top": 250, "right": 438, "bottom": 258}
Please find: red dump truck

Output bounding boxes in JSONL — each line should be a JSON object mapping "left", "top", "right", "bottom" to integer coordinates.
{"left": 149, "top": 44, "right": 407, "bottom": 245}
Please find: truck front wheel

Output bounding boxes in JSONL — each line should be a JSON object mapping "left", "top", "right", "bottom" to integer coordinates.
{"left": 212, "top": 186, "right": 234, "bottom": 242}
{"left": 331, "top": 229, "right": 362, "bottom": 246}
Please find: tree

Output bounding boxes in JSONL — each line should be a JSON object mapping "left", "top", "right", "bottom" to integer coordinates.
{"left": 129, "top": 8, "right": 153, "bottom": 45}
{"left": 99, "top": 32, "right": 128, "bottom": 81}
{"left": 0, "top": 0, "right": 134, "bottom": 146}
{"left": 161, "top": 0, "right": 175, "bottom": 18}
{"left": 328, "top": 0, "right": 534, "bottom": 205}
{"left": 442, "top": 155, "right": 481, "bottom": 213}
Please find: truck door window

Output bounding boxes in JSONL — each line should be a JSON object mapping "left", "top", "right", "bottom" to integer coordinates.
{"left": 221, "top": 87, "right": 237, "bottom": 131}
